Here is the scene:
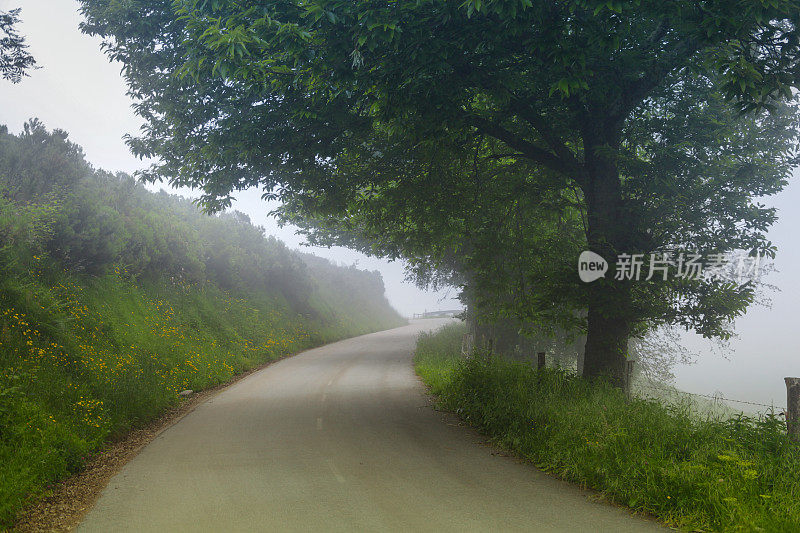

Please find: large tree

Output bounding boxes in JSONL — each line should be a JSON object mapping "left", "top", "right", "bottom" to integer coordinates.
{"left": 79, "top": 0, "right": 800, "bottom": 386}
{"left": 274, "top": 86, "right": 798, "bottom": 363}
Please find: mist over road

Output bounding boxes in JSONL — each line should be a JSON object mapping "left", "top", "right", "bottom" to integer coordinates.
{"left": 79, "top": 320, "right": 662, "bottom": 532}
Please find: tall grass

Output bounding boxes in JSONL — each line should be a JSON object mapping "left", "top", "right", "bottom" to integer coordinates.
{"left": 0, "top": 121, "right": 406, "bottom": 526}
{"left": 0, "top": 261, "right": 402, "bottom": 527}
{"left": 415, "top": 323, "right": 800, "bottom": 531}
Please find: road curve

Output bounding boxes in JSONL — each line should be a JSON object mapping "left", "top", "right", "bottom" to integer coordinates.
{"left": 78, "top": 320, "right": 663, "bottom": 532}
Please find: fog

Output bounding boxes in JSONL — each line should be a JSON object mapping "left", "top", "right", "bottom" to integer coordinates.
{"left": 0, "top": 0, "right": 461, "bottom": 318}
{"left": 674, "top": 177, "right": 800, "bottom": 411}
{"left": 1, "top": 0, "right": 796, "bottom": 408}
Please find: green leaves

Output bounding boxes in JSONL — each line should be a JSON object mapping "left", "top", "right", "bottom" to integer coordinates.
{"left": 549, "top": 76, "right": 590, "bottom": 97}
{"left": 0, "top": 8, "right": 38, "bottom": 84}
{"left": 77, "top": 0, "right": 800, "bottom": 361}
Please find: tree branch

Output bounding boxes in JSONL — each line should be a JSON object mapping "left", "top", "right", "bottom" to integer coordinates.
{"left": 611, "top": 37, "right": 702, "bottom": 124}
{"left": 511, "top": 97, "right": 583, "bottom": 175}
{"left": 467, "top": 116, "right": 585, "bottom": 184}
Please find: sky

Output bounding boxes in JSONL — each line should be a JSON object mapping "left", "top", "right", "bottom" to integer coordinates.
{"left": 1, "top": 1, "right": 797, "bottom": 408}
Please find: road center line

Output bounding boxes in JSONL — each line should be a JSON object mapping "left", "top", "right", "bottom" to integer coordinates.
{"left": 326, "top": 459, "right": 346, "bottom": 483}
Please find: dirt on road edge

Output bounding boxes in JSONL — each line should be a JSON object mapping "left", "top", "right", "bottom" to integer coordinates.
{"left": 11, "top": 354, "right": 290, "bottom": 533}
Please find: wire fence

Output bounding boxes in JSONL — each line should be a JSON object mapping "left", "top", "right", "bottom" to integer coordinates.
{"left": 636, "top": 382, "right": 786, "bottom": 413}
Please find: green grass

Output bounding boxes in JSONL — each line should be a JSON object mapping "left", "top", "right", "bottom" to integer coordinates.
{"left": 0, "top": 261, "right": 403, "bottom": 528}
{"left": 415, "top": 323, "right": 800, "bottom": 532}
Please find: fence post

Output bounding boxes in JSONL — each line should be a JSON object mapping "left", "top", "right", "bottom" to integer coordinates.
{"left": 461, "top": 333, "right": 473, "bottom": 358}
{"left": 537, "top": 352, "right": 545, "bottom": 371}
{"left": 625, "top": 360, "right": 635, "bottom": 398}
{"left": 786, "top": 377, "right": 800, "bottom": 442}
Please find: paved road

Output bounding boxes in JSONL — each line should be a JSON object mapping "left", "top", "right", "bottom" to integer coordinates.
{"left": 79, "top": 320, "right": 664, "bottom": 532}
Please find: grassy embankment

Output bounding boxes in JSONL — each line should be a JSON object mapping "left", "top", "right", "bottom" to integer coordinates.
{"left": 0, "top": 122, "right": 405, "bottom": 527}
{"left": 415, "top": 323, "right": 800, "bottom": 532}
{"left": 0, "top": 262, "right": 402, "bottom": 527}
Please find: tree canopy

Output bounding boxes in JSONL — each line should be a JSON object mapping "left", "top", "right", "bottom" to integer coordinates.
{"left": 0, "top": 120, "right": 399, "bottom": 328}
{"left": 79, "top": 0, "right": 800, "bottom": 386}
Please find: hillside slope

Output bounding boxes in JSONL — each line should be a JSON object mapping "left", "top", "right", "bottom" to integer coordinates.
{"left": 0, "top": 121, "right": 405, "bottom": 525}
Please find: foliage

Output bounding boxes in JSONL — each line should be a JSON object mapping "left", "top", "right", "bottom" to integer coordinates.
{"left": 77, "top": 0, "right": 800, "bottom": 384}
{"left": 0, "top": 8, "right": 36, "bottom": 83}
{"left": 416, "top": 324, "right": 800, "bottom": 532}
{"left": 0, "top": 121, "right": 404, "bottom": 527}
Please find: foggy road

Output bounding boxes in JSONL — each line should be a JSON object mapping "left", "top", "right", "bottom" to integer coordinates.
{"left": 78, "top": 320, "right": 663, "bottom": 532}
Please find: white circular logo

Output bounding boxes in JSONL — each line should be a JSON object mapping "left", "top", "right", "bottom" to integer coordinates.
{"left": 578, "top": 251, "right": 608, "bottom": 283}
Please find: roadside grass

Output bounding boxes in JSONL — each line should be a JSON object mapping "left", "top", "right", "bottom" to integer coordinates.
{"left": 415, "top": 323, "right": 800, "bottom": 532}
{"left": 0, "top": 261, "right": 402, "bottom": 528}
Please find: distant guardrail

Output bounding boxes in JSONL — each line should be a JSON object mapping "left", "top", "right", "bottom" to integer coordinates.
{"left": 412, "top": 309, "right": 463, "bottom": 319}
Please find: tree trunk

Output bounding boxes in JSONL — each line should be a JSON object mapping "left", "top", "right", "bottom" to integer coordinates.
{"left": 580, "top": 120, "right": 632, "bottom": 389}
{"left": 583, "top": 284, "right": 631, "bottom": 388}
